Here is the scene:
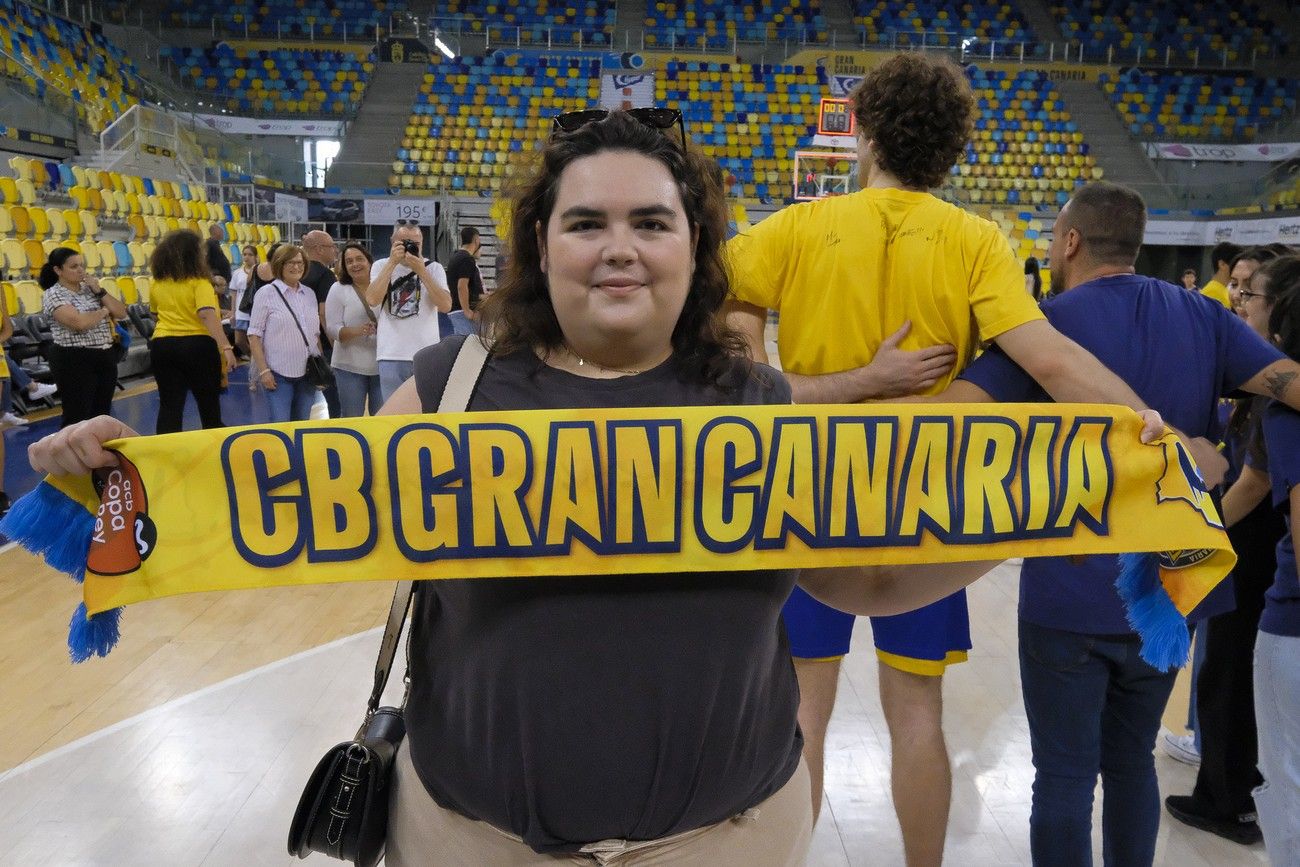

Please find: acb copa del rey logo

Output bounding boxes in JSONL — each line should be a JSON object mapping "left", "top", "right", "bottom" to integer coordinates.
{"left": 86, "top": 454, "right": 157, "bottom": 577}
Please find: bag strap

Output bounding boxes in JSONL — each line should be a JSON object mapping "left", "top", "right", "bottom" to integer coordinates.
{"left": 351, "top": 283, "right": 378, "bottom": 325}
{"left": 272, "top": 283, "right": 317, "bottom": 354}
{"left": 363, "top": 336, "right": 492, "bottom": 724}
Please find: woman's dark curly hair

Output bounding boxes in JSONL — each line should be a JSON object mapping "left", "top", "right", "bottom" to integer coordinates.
{"left": 851, "top": 53, "right": 974, "bottom": 190}
{"left": 479, "top": 109, "right": 747, "bottom": 385}
{"left": 1254, "top": 254, "right": 1300, "bottom": 362}
{"left": 150, "top": 230, "right": 210, "bottom": 282}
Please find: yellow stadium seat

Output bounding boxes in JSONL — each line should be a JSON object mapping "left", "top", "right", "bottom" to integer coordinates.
{"left": 135, "top": 275, "right": 150, "bottom": 303}
{"left": 42, "top": 238, "right": 64, "bottom": 256}
{"left": 96, "top": 240, "right": 117, "bottom": 271}
{"left": 0, "top": 207, "right": 11, "bottom": 236}
{"left": 71, "top": 165, "right": 88, "bottom": 188}
{"left": 9, "top": 205, "right": 33, "bottom": 236}
{"left": 1, "top": 238, "right": 25, "bottom": 274}
{"left": 80, "top": 241, "right": 100, "bottom": 270}
{"left": 0, "top": 177, "right": 18, "bottom": 205}
{"left": 62, "top": 209, "right": 83, "bottom": 237}
{"left": 99, "top": 276, "right": 120, "bottom": 301}
{"left": 46, "top": 208, "right": 67, "bottom": 239}
{"left": 15, "top": 179, "right": 37, "bottom": 206}
{"left": 22, "top": 238, "right": 45, "bottom": 274}
{"left": 117, "top": 275, "right": 139, "bottom": 305}
{"left": 128, "top": 241, "right": 146, "bottom": 270}
{"left": 81, "top": 211, "right": 99, "bottom": 237}
{"left": 14, "top": 279, "right": 42, "bottom": 313}
{"left": 7, "top": 156, "right": 32, "bottom": 182}
{"left": 1, "top": 281, "right": 16, "bottom": 317}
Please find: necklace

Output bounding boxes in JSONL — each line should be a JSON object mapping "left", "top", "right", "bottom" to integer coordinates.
{"left": 562, "top": 344, "right": 656, "bottom": 377}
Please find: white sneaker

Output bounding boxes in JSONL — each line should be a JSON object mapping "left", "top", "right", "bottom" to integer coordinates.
{"left": 1160, "top": 729, "right": 1201, "bottom": 766}
{"left": 0, "top": 412, "right": 28, "bottom": 426}
{"left": 27, "top": 383, "right": 57, "bottom": 400}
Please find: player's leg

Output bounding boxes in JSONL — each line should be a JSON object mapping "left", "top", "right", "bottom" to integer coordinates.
{"left": 781, "top": 586, "right": 856, "bottom": 823}
{"left": 870, "top": 591, "right": 972, "bottom": 867}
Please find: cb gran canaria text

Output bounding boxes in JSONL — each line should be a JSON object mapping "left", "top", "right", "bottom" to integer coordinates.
{"left": 218, "top": 413, "right": 1116, "bottom": 568}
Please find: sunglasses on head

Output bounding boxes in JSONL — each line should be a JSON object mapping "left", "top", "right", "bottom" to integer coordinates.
{"left": 394, "top": 219, "right": 421, "bottom": 227}
{"left": 552, "top": 107, "right": 686, "bottom": 151}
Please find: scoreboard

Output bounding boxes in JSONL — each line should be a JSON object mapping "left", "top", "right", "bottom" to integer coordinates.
{"left": 817, "top": 98, "right": 855, "bottom": 137}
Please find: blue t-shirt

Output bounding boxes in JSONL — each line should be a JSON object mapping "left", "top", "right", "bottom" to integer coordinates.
{"left": 1260, "top": 401, "right": 1300, "bottom": 637}
{"left": 959, "top": 274, "right": 1285, "bottom": 633}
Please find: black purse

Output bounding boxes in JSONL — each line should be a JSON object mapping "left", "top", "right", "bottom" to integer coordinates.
{"left": 288, "top": 335, "right": 491, "bottom": 866}
{"left": 272, "top": 284, "right": 336, "bottom": 391}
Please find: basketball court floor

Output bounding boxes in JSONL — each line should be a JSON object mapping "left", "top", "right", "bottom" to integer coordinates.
{"left": 0, "top": 362, "right": 1268, "bottom": 865}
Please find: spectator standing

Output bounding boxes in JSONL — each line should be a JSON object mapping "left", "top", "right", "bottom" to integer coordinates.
{"left": 446, "top": 226, "right": 485, "bottom": 335}
{"left": 230, "top": 244, "right": 258, "bottom": 355}
{"left": 949, "top": 183, "right": 1300, "bottom": 864}
{"left": 325, "top": 243, "right": 382, "bottom": 416}
{"left": 248, "top": 246, "right": 321, "bottom": 422}
{"left": 39, "top": 247, "right": 128, "bottom": 428}
{"left": 302, "top": 229, "right": 341, "bottom": 417}
{"left": 206, "top": 224, "right": 232, "bottom": 295}
{"left": 365, "top": 222, "right": 452, "bottom": 401}
{"left": 147, "top": 230, "right": 237, "bottom": 434}
{"left": 1025, "top": 256, "right": 1043, "bottom": 301}
{"left": 1182, "top": 268, "right": 1200, "bottom": 291}
{"left": 1201, "top": 242, "right": 1242, "bottom": 310}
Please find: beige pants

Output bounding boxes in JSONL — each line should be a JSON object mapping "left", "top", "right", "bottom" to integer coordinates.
{"left": 386, "top": 742, "right": 813, "bottom": 866}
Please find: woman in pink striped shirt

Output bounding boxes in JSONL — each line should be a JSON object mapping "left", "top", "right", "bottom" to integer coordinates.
{"left": 247, "top": 245, "right": 322, "bottom": 422}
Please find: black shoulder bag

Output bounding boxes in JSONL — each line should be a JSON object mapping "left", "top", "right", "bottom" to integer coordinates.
{"left": 288, "top": 336, "right": 491, "bottom": 867}
{"left": 273, "top": 284, "right": 335, "bottom": 392}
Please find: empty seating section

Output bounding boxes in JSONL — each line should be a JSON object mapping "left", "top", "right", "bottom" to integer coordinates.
{"left": 643, "top": 0, "right": 827, "bottom": 49}
{"left": 954, "top": 68, "right": 1096, "bottom": 207}
{"left": 437, "top": 0, "right": 616, "bottom": 44}
{"left": 165, "top": 0, "right": 406, "bottom": 38}
{"left": 1, "top": 155, "right": 281, "bottom": 304}
{"left": 1050, "top": 0, "right": 1282, "bottom": 62}
{"left": 160, "top": 45, "right": 375, "bottom": 116}
{"left": 853, "top": 1, "right": 1033, "bottom": 47}
{"left": 657, "top": 61, "right": 824, "bottom": 200}
{"left": 1102, "top": 69, "right": 1295, "bottom": 141}
{"left": 0, "top": 0, "right": 139, "bottom": 132}
{"left": 989, "top": 209, "right": 1051, "bottom": 261}
{"left": 397, "top": 55, "right": 598, "bottom": 193}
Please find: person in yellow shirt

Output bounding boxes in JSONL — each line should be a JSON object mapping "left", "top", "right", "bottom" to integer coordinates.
{"left": 1201, "top": 242, "right": 1241, "bottom": 309}
{"left": 148, "top": 230, "right": 237, "bottom": 434}
{"left": 726, "top": 52, "right": 1149, "bottom": 867}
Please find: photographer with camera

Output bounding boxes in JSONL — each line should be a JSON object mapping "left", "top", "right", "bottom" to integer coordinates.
{"left": 365, "top": 221, "right": 453, "bottom": 401}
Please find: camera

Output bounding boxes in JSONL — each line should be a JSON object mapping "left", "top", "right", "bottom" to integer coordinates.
{"left": 402, "top": 240, "right": 419, "bottom": 255}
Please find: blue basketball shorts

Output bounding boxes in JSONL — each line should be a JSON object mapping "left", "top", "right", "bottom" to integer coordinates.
{"left": 782, "top": 585, "right": 972, "bottom": 676}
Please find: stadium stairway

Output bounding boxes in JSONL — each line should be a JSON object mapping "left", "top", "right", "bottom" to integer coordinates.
{"left": 1015, "top": 0, "right": 1063, "bottom": 42}
{"left": 327, "top": 61, "right": 427, "bottom": 190}
{"left": 823, "top": 0, "right": 852, "bottom": 36}
{"left": 1053, "top": 77, "right": 1174, "bottom": 209}
{"left": 615, "top": 0, "right": 646, "bottom": 37}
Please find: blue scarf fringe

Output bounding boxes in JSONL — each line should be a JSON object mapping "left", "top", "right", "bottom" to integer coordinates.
{"left": 67, "top": 603, "right": 123, "bottom": 663}
{"left": 1116, "top": 553, "right": 1191, "bottom": 672}
{"left": 0, "top": 480, "right": 94, "bottom": 583}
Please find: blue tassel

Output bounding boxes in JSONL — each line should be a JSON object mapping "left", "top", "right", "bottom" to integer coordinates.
{"left": 1115, "top": 553, "right": 1191, "bottom": 672}
{"left": 0, "top": 480, "right": 95, "bottom": 582}
{"left": 67, "top": 603, "right": 123, "bottom": 663}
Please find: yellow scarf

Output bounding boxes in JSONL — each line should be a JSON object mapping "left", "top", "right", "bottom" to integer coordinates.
{"left": 5, "top": 404, "right": 1233, "bottom": 668}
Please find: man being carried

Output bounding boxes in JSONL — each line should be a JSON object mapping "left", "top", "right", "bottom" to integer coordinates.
{"left": 726, "top": 53, "right": 1150, "bottom": 866}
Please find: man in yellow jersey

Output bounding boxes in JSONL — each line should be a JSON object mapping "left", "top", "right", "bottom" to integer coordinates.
{"left": 1201, "top": 241, "right": 1241, "bottom": 309}
{"left": 726, "top": 53, "right": 1149, "bottom": 867}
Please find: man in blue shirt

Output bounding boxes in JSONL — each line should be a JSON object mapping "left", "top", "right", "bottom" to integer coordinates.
{"left": 940, "top": 182, "right": 1300, "bottom": 865}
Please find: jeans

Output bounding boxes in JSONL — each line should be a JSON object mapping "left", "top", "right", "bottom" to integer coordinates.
{"left": 334, "top": 367, "right": 384, "bottom": 417}
{"left": 1019, "top": 619, "right": 1177, "bottom": 867}
{"left": 448, "top": 310, "right": 478, "bottom": 336}
{"left": 6, "top": 352, "right": 30, "bottom": 390}
{"left": 379, "top": 359, "right": 415, "bottom": 403}
{"left": 1253, "top": 630, "right": 1300, "bottom": 865}
{"left": 1187, "top": 620, "right": 1207, "bottom": 750}
{"left": 263, "top": 371, "right": 317, "bottom": 422}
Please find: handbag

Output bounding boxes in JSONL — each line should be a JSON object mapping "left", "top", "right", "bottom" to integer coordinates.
{"left": 272, "top": 284, "right": 336, "bottom": 392}
{"left": 288, "top": 335, "right": 491, "bottom": 867}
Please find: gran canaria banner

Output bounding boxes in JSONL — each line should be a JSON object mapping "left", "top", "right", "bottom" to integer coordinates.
{"left": 4, "top": 404, "right": 1233, "bottom": 667}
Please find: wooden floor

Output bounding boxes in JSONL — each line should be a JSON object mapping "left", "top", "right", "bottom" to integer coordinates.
{"left": 0, "top": 553, "right": 1266, "bottom": 867}
{"left": 0, "top": 349, "right": 1268, "bottom": 865}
